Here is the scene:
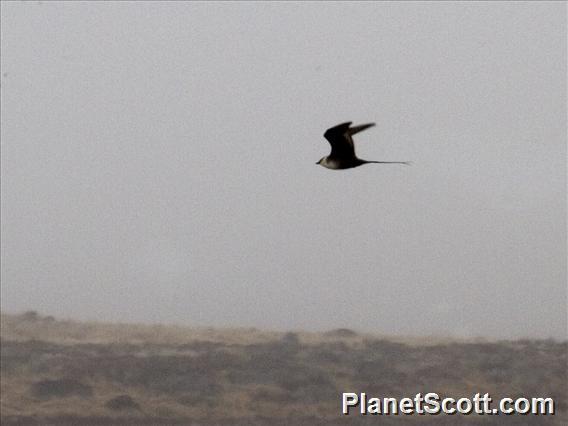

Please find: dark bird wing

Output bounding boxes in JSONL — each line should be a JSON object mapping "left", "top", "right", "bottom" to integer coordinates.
{"left": 323, "top": 122, "right": 375, "bottom": 158}
{"left": 324, "top": 122, "right": 354, "bottom": 157}
{"left": 348, "top": 123, "right": 375, "bottom": 136}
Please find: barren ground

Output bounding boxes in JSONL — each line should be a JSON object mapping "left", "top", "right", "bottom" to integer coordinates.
{"left": 1, "top": 312, "right": 566, "bottom": 425}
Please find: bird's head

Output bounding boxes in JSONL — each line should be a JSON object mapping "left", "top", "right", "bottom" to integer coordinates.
{"left": 316, "top": 157, "right": 325, "bottom": 166}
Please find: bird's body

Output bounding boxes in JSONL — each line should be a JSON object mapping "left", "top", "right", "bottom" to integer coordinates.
{"left": 316, "top": 122, "right": 409, "bottom": 170}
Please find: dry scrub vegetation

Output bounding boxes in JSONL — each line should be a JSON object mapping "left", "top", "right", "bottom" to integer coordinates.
{"left": 1, "top": 311, "right": 566, "bottom": 425}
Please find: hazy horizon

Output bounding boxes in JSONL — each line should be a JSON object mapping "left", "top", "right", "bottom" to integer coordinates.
{"left": 1, "top": 2, "right": 566, "bottom": 339}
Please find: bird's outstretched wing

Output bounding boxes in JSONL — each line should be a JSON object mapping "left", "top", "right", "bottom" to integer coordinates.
{"left": 323, "top": 122, "right": 375, "bottom": 158}
{"left": 348, "top": 123, "right": 375, "bottom": 136}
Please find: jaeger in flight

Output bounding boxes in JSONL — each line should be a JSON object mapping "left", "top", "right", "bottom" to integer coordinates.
{"left": 316, "top": 122, "right": 410, "bottom": 170}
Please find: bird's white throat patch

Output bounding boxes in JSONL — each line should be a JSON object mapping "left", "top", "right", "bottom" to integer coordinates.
{"left": 320, "top": 157, "right": 341, "bottom": 170}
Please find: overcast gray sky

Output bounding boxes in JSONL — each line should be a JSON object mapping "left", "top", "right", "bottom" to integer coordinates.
{"left": 1, "top": 2, "right": 566, "bottom": 339}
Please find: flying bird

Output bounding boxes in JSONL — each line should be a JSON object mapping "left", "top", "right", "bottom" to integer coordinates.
{"left": 316, "top": 122, "right": 410, "bottom": 170}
